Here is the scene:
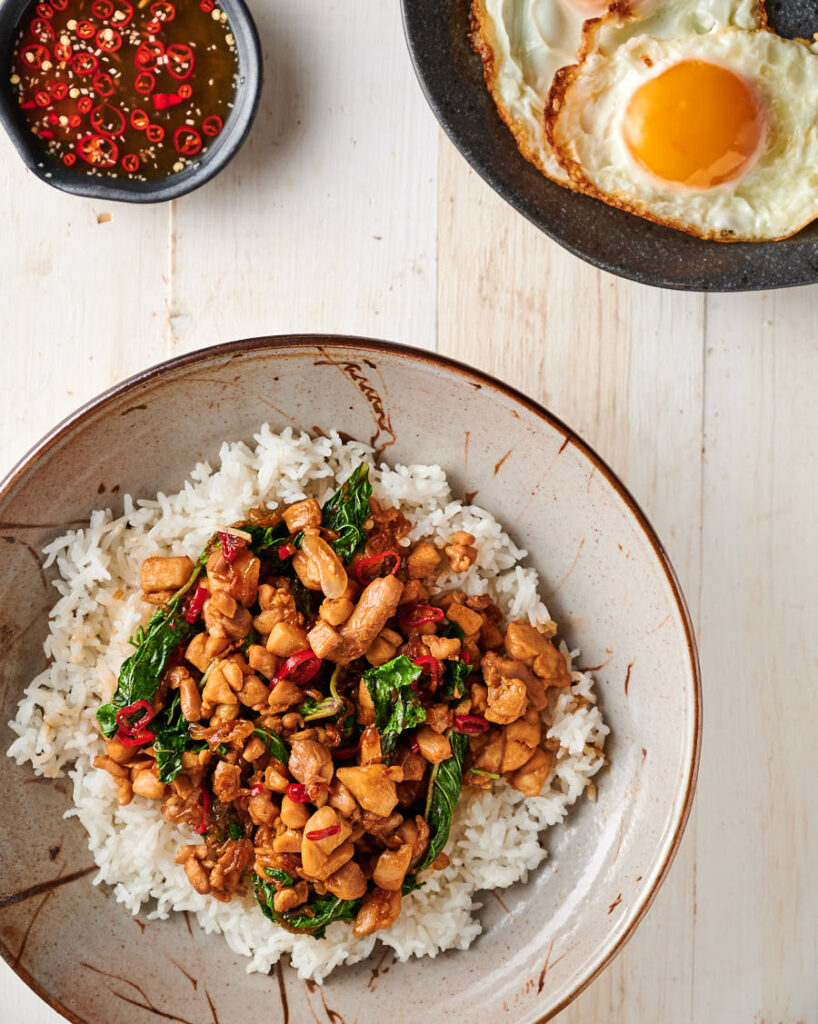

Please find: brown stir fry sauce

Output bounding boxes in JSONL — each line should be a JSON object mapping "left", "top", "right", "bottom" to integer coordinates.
{"left": 94, "top": 465, "right": 574, "bottom": 937}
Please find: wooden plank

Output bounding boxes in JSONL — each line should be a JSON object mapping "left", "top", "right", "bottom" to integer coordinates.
{"left": 437, "top": 133, "right": 706, "bottom": 1024}
{"left": 694, "top": 287, "right": 818, "bottom": 1023}
{"left": 167, "top": 1, "right": 438, "bottom": 356}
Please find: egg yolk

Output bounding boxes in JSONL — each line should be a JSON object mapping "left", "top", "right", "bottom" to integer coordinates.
{"left": 623, "top": 60, "right": 763, "bottom": 189}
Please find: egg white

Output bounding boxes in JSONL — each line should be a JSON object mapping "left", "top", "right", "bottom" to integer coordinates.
{"left": 471, "top": 0, "right": 767, "bottom": 185}
{"left": 545, "top": 28, "right": 818, "bottom": 240}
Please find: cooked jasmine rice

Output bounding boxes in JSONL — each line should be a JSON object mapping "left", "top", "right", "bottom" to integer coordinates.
{"left": 6, "top": 425, "right": 609, "bottom": 981}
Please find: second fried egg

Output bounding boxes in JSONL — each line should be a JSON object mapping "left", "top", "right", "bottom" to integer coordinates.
{"left": 545, "top": 28, "right": 818, "bottom": 240}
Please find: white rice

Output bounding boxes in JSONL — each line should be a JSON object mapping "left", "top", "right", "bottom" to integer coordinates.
{"left": 6, "top": 426, "right": 609, "bottom": 981}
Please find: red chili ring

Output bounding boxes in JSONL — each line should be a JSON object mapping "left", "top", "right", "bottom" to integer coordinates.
{"left": 130, "top": 107, "right": 150, "bottom": 130}
{"left": 72, "top": 52, "right": 99, "bottom": 75}
{"left": 30, "top": 17, "right": 56, "bottom": 43}
{"left": 76, "top": 20, "right": 96, "bottom": 38}
{"left": 145, "top": 123, "right": 164, "bottom": 142}
{"left": 165, "top": 42, "right": 194, "bottom": 81}
{"left": 20, "top": 44, "right": 50, "bottom": 69}
{"left": 274, "top": 650, "right": 322, "bottom": 687}
{"left": 95, "top": 27, "right": 122, "bottom": 52}
{"left": 286, "top": 783, "right": 310, "bottom": 803}
{"left": 354, "top": 549, "right": 401, "bottom": 586}
{"left": 193, "top": 788, "right": 211, "bottom": 834}
{"left": 202, "top": 114, "right": 222, "bottom": 137}
{"left": 67, "top": 113, "right": 82, "bottom": 128}
{"left": 398, "top": 604, "right": 445, "bottom": 631}
{"left": 177, "top": 83, "right": 192, "bottom": 99}
{"left": 54, "top": 39, "right": 72, "bottom": 61}
{"left": 62, "top": 152, "right": 76, "bottom": 165}
{"left": 110, "top": 0, "right": 133, "bottom": 27}
{"left": 411, "top": 654, "right": 439, "bottom": 690}
{"left": 151, "top": 0, "right": 175, "bottom": 20}
{"left": 77, "top": 95, "right": 93, "bottom": 113}
{"left": 115, "top": 699, "right": 153, "bottom": 736}
{"left": 93, "top": 72, "right": 115, "bottom": 98}
{"left": 117, "top": 727, "right": 155, "bottom": 747}
{"left": 51, "top": 81, "right": 68, "bottom": 99}
{"left": 91, "top": 0, "right": 114, "bottom": 16}
{"left": 249, "top": 783, "right": 264, "bottom": 796}
{"left": 453, "top": 714, "right": 490, "bottom": 735}
{"left": 134, "top": 71, "right": 156, "bottom": 95}
{"left": 306, "top": 825, "right": 341, "bottom": 842}
{"left": 35, "top": 90, "right": 51, "bottom": 107}
{"left": 174, "top": 125, "right": 202, "bottom": 156}
{"left": 35, "top": 3, "right": 54, "bottom": 17}
{"left": 121, "top": 153, "right": 140, "bottom": 173}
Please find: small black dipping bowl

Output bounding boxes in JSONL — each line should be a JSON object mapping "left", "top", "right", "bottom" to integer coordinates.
{"left": 402, "top": 0, "right": 818, "bottom": 292}
{"left": 0, "top": 0, "right": 262, "bottom": 203}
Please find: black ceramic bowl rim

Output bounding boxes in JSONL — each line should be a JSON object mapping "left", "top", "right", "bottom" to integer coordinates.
{"left": 400, "top": 0, "right": 818, "bottom": 292}
{"left": 0, "top": 0, "right": 262, "bottom": 203}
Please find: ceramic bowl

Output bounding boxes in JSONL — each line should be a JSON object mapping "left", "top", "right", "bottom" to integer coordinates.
{"left": 0, "top": 0, "right": 262, "bottom": 203}
{"left": 0, "top": 336, "right": 700, "bottom": 1023}
{"left": 401, "top": 0, "right": 818, "bottom": 291}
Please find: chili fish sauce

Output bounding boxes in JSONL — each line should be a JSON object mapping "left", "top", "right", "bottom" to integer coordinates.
{"left": 10, "top": 0, "right": 238, "bottom": 181}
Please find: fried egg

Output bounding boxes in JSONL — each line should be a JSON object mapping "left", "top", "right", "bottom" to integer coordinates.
{"left": 470, "top": 0, "right": 766, "bottom": 184}
{"left": 545, "top": 28, "right": 818, "bottom": 240}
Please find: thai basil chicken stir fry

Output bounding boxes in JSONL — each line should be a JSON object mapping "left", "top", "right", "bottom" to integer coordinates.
{"left": 94, "top": 465, "right": 573, "bottom": 937}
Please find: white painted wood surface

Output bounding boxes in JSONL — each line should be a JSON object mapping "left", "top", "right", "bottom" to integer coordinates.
{"left": 0, "top": 3, "right": 816, "bottom": 1022}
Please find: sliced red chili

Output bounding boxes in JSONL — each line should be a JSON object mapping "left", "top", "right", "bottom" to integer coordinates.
{"left": 35, "top": 3, "right": 54, "bottom": 18}
{"left": 117, "top": 727, "right": 155, "bottom": 747}
{"left": 110, "top": 0, "right": 134, "bottom": 27}
{"left": 93, "top": 72, "right": 115, "bottom": 97}
{"left": 218, "top": 530, "right": 241, "bottom": 563}
{"left": 277, "top": 542, "right": 296, "bottom": 561}
{"left": 91, "top": 0, "right": 114, "bottom": 17}
{"left": 51, "top": 81, "right": 68, "bottom": 100}
{"left": 135, "top": 38, "right": 164, "bottom": 71}
{"left": 165, "top": 42, "right": 194, "bottom": 81}
{"left": 174, "top": 126, "right": 202, "bottom": 157}
{"left": 21, "top": 43, "right": 50, "bottom": 69}
{"left": 128, "top": 109, "right": 148, "bottom": 131}
{"left": 152, "top": 92, "right": 182, "bottom": 111}
{"left": 462, "top": 650, "right": 471, "bottom": 665}
{"left": 412, "top": 655, "right": 439, "bottom": 690}
{"left": 145, "top": 123, "right": 164, "bottom": 143}
{"left": 35, "top": 90, "right": 51, "bottom": 107}
{"left": 398, "top": 604, "right": 445, "bottom": 631}
{"left": 67, "top": 113, "right": 82, "bottom": 128}
{"left": 249, "top": 783, "right": 264, "bottom": 796}
{"left": 115, "top": 699, "right": 153, "bottom": 736}
{"left": 53, "top": 38, "right": 72, "bottom": 61}
{"left": 454, "top": 714, "right": 490, "bottom": 735}
{"left": 71, "top": 52, "right": 99, "bottom": 76}
{"left": 145, "top": 17, "right": 161, "bottom": 33}
{"left": 77, "top": 95, "right": 93, "bottom": 113}
{"left": 408, "top": 736, "right": 420, "bottom": 754}
{"left": 177, "top": 83, "right": 192, "bottom": 99}
{"left": 151, "top": 0, "right": 175, "bottom": 20}
{"left": 200, "top": 0, "right": 214, "bottom": 10}
{"left": 274, "top": 650, "right": 322, "bottom": 687}
{"left": 306, "top": 825, "right": 341, "bottom": 842}
{"left": 202, "top": 114, "right": 223, "bottom": 137}
{"left": 354, "top": 549, "right": 400, "bottom": 586}
{"left": 77, "top": 134, "right": 118, "bottom": 167}
{"left": 331, "top": 744, "right": 359, "bottom": 760}
{"left": 39, "top": 129, "right": 54, "bottom": 139}
{"left": 90, "top": 102, "right": 126, "bottom": 138}
{"left": 95, "top": 27, "right": 122, "bottom": 52}
{"left": 76, "top": 20, "right": 96, "bottom": 38}
{"left": 134, "top": 71, "right": 156, "bottom": 95}
{"left": 62, "top": 152, "right": 76, "bottom": 166}
{"left": 287, "top": 783, "right": 310, "bottom": 803}
{"left": 30, "top": 18, "right": 55, "bottom": 44}
{"left": 184, "top": 585, "right": 208, "bottom": 623}
{"left": 193, "top": 788, "right": 212, "bottom": 834}
{"left": 121, "top": 153, "right": 140, "bottom": 173}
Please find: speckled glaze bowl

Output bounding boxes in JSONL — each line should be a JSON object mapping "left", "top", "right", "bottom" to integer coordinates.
{"left": 0, "top": 336, "right": 700, "bottom": 1024}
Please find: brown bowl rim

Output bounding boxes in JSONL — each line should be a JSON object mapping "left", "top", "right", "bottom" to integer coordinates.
{"left": 0, "top": 333, "right": 702, "bottom": 1024}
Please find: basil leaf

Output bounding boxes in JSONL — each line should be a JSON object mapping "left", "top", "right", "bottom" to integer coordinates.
{"left": 417, "top": 729, "right": 468, "bottom": 872}
{"left": 440, "top": 620, "right": 464, "bottom": 641}
{"left": 439, "top": 658, "right": 473, "bottom": 701}
{"left": 467, "top": 768, "right": 500, "bottom": 779}
{"left": 252, "top": 727, "right": 289, "bottom": 765}
{"left": 95, "top": 702, "right": 118, "bottom": 737}
{"left": 242, "top": 521, "right": 289, "bottom": 556}
{"left": 254, "top": 875, "right": 360, "bottom": 939}
{"left": 239, "top": 628, "right": 260, "bottom": 653}
{"left": 321, "top": 463, "right": 373, "bottom": 564}
{"left": 266, "top": 867, "right": 295, "bottom": 887}
{"left": 152, "top": 691, "right": 202, "bottom": 783}
{"left": 228, "top": 821, "right": 244, "bottom": 840}
{"left": 363, "top": 655, "right": 426, "bottom": 756}
{"left": 299, "top": 696, "right": 344, "bottom": 722}
{"left": 402, "top": 873, "right": 423, "bottom": 896}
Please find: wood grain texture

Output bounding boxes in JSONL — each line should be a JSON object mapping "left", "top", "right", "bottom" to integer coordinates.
{"left": 1, "top": 3, "right": 817, "bottom": 1022}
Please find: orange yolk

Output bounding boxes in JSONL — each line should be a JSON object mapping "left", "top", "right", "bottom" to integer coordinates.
{"left": 623, "top": 60, "right": 763, "bottom": 189}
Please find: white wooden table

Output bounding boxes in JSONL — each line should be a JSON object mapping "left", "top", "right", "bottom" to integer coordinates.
{"left": 1, "top": 3, "right": 816, "bottom": 1022}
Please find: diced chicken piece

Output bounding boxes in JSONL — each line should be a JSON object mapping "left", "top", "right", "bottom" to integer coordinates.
{"left": 247, "top": 644, "right": 279, "bottom": 680}
{"left": 266, "top": 621, "right": 309, "bottom": 657}
{"left": 325, "top": 860, "right": 367, "bottom": 900}
{"left": 141, "top": 556, "right": 194, "bottom": 595}
{"left": 332, "top": 575, "right": 405, "bottom": 665}
{"left": 202, "top": 662, "right": 238, "bottom": 706}
{"left": 485, "top": 674, "right": 527, "bottom": 726}
{"left": 395, "top": 814, "right": 430, "bottom": 866}
{"left": 422, "top": 634, "right": 461, "bottom": 661}
{"left": 273, "top": 881, "right": 310, "bottom": 913}
{"left": 282, "top": 499, "right": 322, "bottom": 532}
{"left": 353, "top": 886, "right": 402, "bottom": 936}
{"left": 301, "top": 806, "right": 353, "bottom": 878}
{"left": 444, "top": 531, "right": 477, "bottom": 573}
{"left": 372, "top": 844, "right": 413, "bottom": 892}
{"left": 406, "top": 541, "right": 441, "bottom": 579}
{"left": 288, "top": 738, "right": 334, "bottom": 791}
{"left": 185, "top": 632, "right": 211, "bottom": 673}
{"left": 508, "top": 748, "right": 552, "bottom": 796}
{"left": 319, "top": 596, "right": 354, "bottom": 626}
{"left": 445, "top": 602, "right": 483, "bottom": 637}
{"left": 267, "top": 678, "right": 303, "bottom": 712}
{"left": 204, "top": 597, "right": 252, "bottom": 642}
{"left": 504, "top": 620, "right": 556, "bottom": 661}
{"left": 328, "top": 778, "right": 359, "bottom": 818}
{"left": 532, "top": 645, "right": 572, "bottom": 688}
{"left": 415, "top": 725, "right": 452, "bottom": 765}
{"left": 336, "top": 765, "right": 399, "bottom": 817}
{"left": 307, "top": 619, "right": 344, "bottom": 660}
{"left": 482, "top": 651, "right": 546, "bottom": 713}
{"left": 212, "top": 760, "right": 241, "bottom": 803}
